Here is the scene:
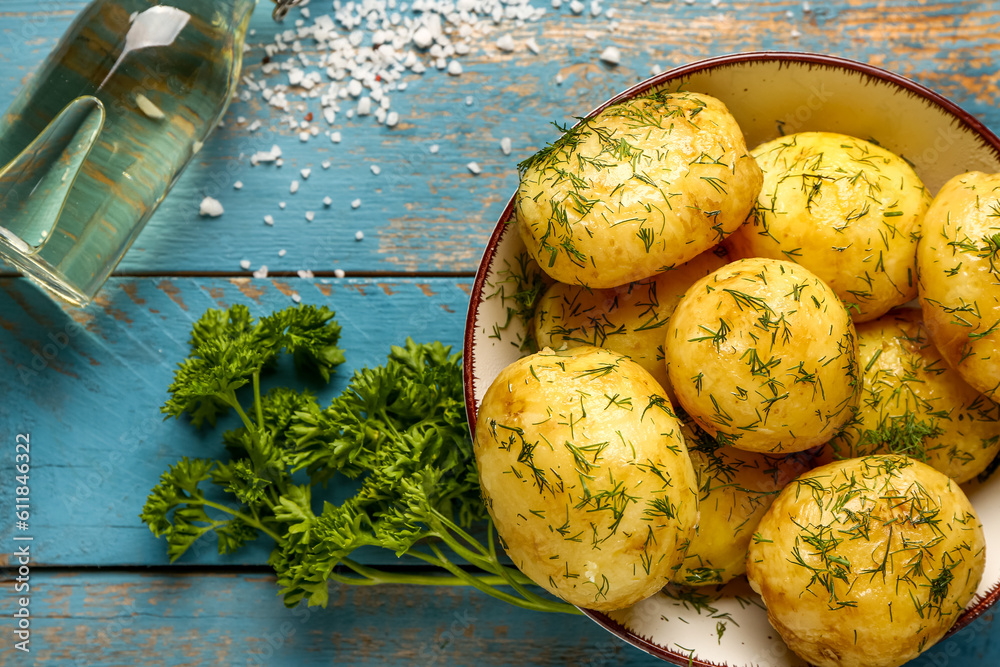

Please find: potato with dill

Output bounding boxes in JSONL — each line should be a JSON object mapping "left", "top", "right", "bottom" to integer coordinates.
{"left": 823, "top": 308, "right": 1000, "bottom": 483}
{"left": 474, "top": 345, "right": 698, "bottom": 611}
{"left": 516, "top": 91, "right": 762, "bottom": 289}
{"left": 917, "top": 171, "right": 1000, "bottom": 400}
{"left": 533, "top": 247, "right": 729, "bottom": 393}
{"left": 747, "top": 455, "right": 986, "bottom": 667}
{"left": 673, "top": 417, "right": 816, "bottom": 587}
{"left": 727, "top": 132, "right": 931, "bottom": 322}
{"left": 664, "top": 257, "right": 860, "bottom": 453}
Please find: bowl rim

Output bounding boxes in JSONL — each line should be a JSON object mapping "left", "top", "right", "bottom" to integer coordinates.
{"left": 462, "top": 49, "right": 1000, "bottom": 667}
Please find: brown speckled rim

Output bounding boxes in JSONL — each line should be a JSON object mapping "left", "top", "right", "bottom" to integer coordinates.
{"left": 462, "top": 50, "right": 1000, "bottom": 667}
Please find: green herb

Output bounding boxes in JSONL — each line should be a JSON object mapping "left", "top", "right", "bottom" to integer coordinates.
{"left": 142, "top": 304, "right": 577, "bottom": 614}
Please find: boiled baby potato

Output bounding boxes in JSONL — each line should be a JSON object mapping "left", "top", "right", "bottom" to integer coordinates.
{"left": 673, "top": 418, "right": 816, "bottom": 586}
{"left": 516, "top": 91, "right": 762, "bottom": 289}
{"left": 727, "top": 132, "right": 931, "bottom": 322}
{"left": 747, "top": 455, "right": 985, "bottom": 667}
{"left": 824, "top": 308, "right": 1000, "bottom": 483}
{"left": 917, "top": 171, "right": 1000, "bottom": 400}
{"left": 474, "top": 345, "right": 698, "bottom": 611}
{"left": 533, "top": 247, "right": 729, "bottom": 393}
{"left": 665, "top": 257, "right": 860, "bottom": 453}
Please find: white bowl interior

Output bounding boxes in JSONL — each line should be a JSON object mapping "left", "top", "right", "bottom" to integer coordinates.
{"left": 465, "top": 53, "right": 1000, "bottom": 667}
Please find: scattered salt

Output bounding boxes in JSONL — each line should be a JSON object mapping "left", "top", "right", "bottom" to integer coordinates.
{"left": 323, "top": 196, "right": 333, "bottom": 206}
{"left": 305, "top": 211, "right": 315, "bottom": 221}
{"left": 429, "top": 144, "right": 440, "bottom": 154}
{"left": 279, "top": 201, "right": 287, "bottom": 209}
{"left": 264, "top": 214, "right": 275, "bottom": 225}
{"left": 355, "top": 231, "right": 365, "bottom": 241}
{"left": 331, "top": 132, "right": 342, "bottom": 143}
{"left": 351, "top": 198, "right": 362, "bottom": 209}
{"left": 290, "top": 180, "right": 300, "bottom": 194}
{"left": 136, "top": 93, "right": 165, "bottom": 120}
{"left": 199, "top": 196, "right": 224, "bottom": 217}
{"left": 300, "top": 168, "right": 312, "bottom": 179}
{"left": 240, "top": 259, "right": 251, "bottom": 270}
{"left": 496, "top": 34, "right": 516, "bottom": 52}
{"left": 447, "top": 61, "right": 463, "bottom": 76}
{"left": 500, "top": 137, "right": 512, "bottom": 155}
{"left": 253, "top": 265, "right": 269, "bottom": 278}
{"left": 334, "top": 269, "right": 346, "bottom": 279}
{"left": 467, "top": 161, "right": 482, "bottom": 175}
{"left": 279, "top": 248, "right": 287, "bottom": 257}
{"left": 600, "top": 46, "right": 621, "bottom": 66}
{"left": 371, "top": 165, "right": 382, "bottom": 175}
{"left": 386, "top": 111, "right": 399, "bottom": 127}
{"left": 321, "top": 160, "right": 331, "bottom": 169}
{"left": 234, "top": 180, "right": 243, "bottom": 190}
{"left": 298, "top": 270, "right": 315, "bottom": 279}
{"left": 291, "top": 292, "right": 302, "bottom": 304}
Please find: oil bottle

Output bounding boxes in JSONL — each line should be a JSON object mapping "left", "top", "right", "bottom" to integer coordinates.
{"left": 0, "top": 0, "right": 299, "bottom": 305}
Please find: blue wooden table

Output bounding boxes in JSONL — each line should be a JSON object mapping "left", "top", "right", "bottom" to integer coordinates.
{"left": 2, "top": 1, "right": 999, "bottom": 665}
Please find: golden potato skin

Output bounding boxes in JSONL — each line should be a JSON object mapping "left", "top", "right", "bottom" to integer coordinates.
{"left": 665, "top": 257, "right": 860, "bottom": 453}
{"left": 516, "top": 91, "right": 762, "bottom": 289}
{"left": 727, "top": 132, "right": 931, "bottom": 322}
{"left": 747, "top": 456, "right": 986, "bottom": 667}
{"left": 824, "top": 308, "right": 1000, "bottom": 483}
{"left": 673, "top": 418, "right": 816, "bottom": 586}
{"left": 917, "top": 171, "right": 1000, "bottom": 400}
{"left": 474, "top": 346, "right": 698, "bottom": 611}
{"left": 533, "top": 247, "right": 729, "bottom": 393}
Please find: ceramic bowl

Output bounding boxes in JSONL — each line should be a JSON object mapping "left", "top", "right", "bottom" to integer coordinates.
{"left": 463, "top": 51, "right": 1000, "bottom": 666}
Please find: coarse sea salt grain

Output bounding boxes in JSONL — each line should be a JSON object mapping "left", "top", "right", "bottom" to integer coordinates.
{"left": 264, "top": 214, "right": 275, "bottom": 225}
{"left": 500, "top": 137, "right": 512, "bottom": 155}
{"left": 199, "top": 196, "right": 224, "bottom": 217}
{"left": 467, "top": 161, "right": 482, "bottom": 175}
{"left": 355, "top": 231, "right": 365, "bottom": 241}
{"left": 351, "top": 198, "right": 362, "bottom": 209}
{"left": 371, "top": 165, "right": 382, "bottom": 175}
{"left": 290, "top": 180, "right": 300, "bottom": 194}
{"left": 429, "top": 144, "right": 440, "bottom": 154}
{"left": 330, "top": 132, "right": 342, "bottom": 143}
{"left": 300, "top": 168, "right": 312, "bottom": 179}
{"left": 279, "top": 248, "right": 287, "bottom": 257}
{"left": 334, "top": 269, "right": 346, "bottom": 279}
{"left": 600, "top": 46, "right": 621, "bottom": 65}
{"left": 305, "top": 211, "right": 315, "bottom": 221}
{"left": 234, "top": 180, "right": 244, "bottom": 190}
{"left": 240, "top": 259, "right": 252, "bottom": 270}
{"left": 298, "top": 269, "right": 314, "bottom": 279}
{"left": 291, "top": 292, "right": 302, "bottom": 304}
{"left": 323, "top": 196, "right": 333, "bottom": 206}
{"left": 253, "top": 265, "right": 269, "bottom": 278}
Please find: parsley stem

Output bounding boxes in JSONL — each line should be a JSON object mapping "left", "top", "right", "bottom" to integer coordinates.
{"left": 424, "top": 542, "right": 581, "bottom": 614}
{"left": 194, "top": 498, "right": 282, "bottom": 544}
{"left": 252, "top": 369, "right": 265, "bottom": 431}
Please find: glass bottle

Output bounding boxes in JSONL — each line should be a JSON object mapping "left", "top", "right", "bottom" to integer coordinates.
{"left": 0, "top": 0, "right": 297, "bottom": 306}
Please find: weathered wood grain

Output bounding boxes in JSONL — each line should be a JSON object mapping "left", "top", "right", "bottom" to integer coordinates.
{"left": 2, "top": 2, "right": 1000, "bottom": 275}
{"left": 0, "top": 276, "right": 471, "bottom": 567}
{"left": 2, "top": 570, "right": 996, "bottom": 666}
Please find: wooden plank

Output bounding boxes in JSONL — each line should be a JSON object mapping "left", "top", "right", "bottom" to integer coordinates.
{"left": 2, "top": 570, "right": 997, "bottom": 666}
{"left": 0, "top": 276, "right": 472, "bottom": 567}
{"left": 2, "top": 2, "right": 999, "bottom": 275}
